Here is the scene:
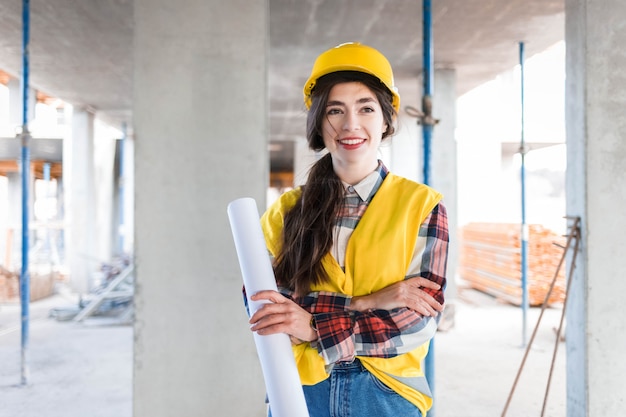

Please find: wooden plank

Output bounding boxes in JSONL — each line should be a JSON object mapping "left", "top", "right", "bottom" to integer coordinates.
{"left": 459, "top": 222, "right": 566, "bottom": 306}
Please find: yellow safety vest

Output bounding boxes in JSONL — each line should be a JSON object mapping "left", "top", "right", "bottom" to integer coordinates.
{"left": 261, "top": 173, "right": 443, "bottom": 414}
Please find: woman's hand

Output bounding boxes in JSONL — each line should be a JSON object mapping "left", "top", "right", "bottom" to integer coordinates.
{"left": 350, "top": 277, "right": 444, "bottom": 317}
{"left": 248, "top": 290, "right": 317, "bottom": 343}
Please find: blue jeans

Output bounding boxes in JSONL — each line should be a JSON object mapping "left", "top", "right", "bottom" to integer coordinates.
{"left": 269, "top": 359, "right": 423, "bottom": 417}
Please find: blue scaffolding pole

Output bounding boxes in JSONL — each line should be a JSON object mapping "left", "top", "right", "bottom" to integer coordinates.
{"left": 519, "top": 42, "right": 529, "bottom": 347}
{"left": 19, "top": 0, "right": 32, "bottom": 386}
{"left": 422, "top": 0, "right": 434, "bottom": 187}
{"left": 422, "top": 0, "right": 437, "bottom": 415}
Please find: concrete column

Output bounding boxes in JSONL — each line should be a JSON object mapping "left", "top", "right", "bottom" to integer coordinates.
{"left": 388, "top": 117, "right": 420, "bottom": 181}
{"left": 91, "top": 122, "right": 116, "bottom": 265}
{"left": 7, "top": 78, "right": 35, "bottom": 128}
{"left": 389, "top": 77, "right": 421, "bottom": 182}
{"left": 565, "top": 0, "right": 626, "bottom": 416}
{"left": 5, "top": 172, "right": 22, "bottom": 269}
{"left": 5, "top": 168, "right": 35, "bottom": 272}
{"left": 133, "top": 1, "right": 268, "bottom": 416}
{"left": 63, "top": 107, "right": 97, "bottom": 294}
{"left": 119, "top": 134, "right": 134, "bottom": 255}
{"left": 432, "top": 68, "right": 458, "bottom": 303}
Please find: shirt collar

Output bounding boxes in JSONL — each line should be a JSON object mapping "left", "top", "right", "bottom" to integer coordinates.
{"left": 342, "top": 160, "right": 389, "bottom": 201}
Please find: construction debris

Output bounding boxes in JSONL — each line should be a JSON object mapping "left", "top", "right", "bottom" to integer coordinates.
{"left": 48, "top": 256, "right": 134, "bottom": 324}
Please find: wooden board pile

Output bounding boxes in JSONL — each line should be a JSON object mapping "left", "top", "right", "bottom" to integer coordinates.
{"left": 458, "top": 222, "right": 566, "bottom": 306}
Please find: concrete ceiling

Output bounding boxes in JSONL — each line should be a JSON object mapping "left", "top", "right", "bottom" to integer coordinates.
{"left": 0, "top": 0, "right": 564, "bottom": 171}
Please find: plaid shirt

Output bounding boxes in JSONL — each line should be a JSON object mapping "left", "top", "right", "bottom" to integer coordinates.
{"left": 280, "top": 162, "right": 449, "bottom": 365}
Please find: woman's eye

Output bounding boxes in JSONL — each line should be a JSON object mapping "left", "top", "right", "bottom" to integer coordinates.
{"left": 327, "top": 108, "right": 342, "bottom": 115}
{"left": 361, "top": 107, "right": 375, "bottom": 113}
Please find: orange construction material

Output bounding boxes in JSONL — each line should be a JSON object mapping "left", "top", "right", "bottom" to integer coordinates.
{"left": 458, "top": 222, "right": 566, "bottom": 306}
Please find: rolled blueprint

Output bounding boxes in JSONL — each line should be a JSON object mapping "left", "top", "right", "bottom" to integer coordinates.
{"left": 227, "top": 197, "right": 310, "bottom": 417}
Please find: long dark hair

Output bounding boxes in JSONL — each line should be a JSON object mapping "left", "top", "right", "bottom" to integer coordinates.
{"left": 273, "top": 71, "right": 397, "bottom": 295}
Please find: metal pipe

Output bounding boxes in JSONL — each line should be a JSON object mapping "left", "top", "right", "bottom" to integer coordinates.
{"left": 519, "top": 41, "right": 529, "bottom": 347}
{"left": 20, "top": 0, "right": 31, "bottom": 386}
{"left": 501, "top": 217, "right": 581, "bottom": 417}
{"left": 422, "top": 1, "right": 436, "bottom": 415}
{"left": 422, "top": 0, "right": 434, "bottom": 186}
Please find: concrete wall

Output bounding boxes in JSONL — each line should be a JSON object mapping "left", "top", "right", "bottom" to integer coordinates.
{"left": 565, "top": 0, "right": 626, "bottom": 415}
{"left": 133, "top": 1, "right": 268, "bottom": 416}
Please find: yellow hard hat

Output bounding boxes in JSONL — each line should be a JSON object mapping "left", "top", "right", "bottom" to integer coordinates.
{"left": 303, "top": 42, "right": 400, "bottom": 112}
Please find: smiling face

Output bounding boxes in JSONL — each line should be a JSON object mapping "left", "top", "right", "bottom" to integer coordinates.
{"left": 321, "top": 82, "right": 387, "bottom": 182}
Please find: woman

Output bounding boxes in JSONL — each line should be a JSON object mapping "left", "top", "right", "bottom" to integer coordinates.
{"left": 248, "top": 42, "right": 449, "bottom": 417}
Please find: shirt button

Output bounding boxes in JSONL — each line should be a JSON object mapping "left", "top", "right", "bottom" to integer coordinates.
{"left": 347, "top": 186, "right": 355, "bottom": 193}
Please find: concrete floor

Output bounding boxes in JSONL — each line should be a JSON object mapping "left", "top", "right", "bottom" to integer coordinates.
{"left": 435, "top": 287, "right": 566, "bottom": 417}
{"left": 0, "top": 284, "right": 565, "bottom": 417}
{"left": 0, "top": 291, "right": 133, "bottom": 417}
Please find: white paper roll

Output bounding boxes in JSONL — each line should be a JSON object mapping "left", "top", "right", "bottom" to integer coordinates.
{"left": 227, "top": 197, "right": 310, "bottom": 417}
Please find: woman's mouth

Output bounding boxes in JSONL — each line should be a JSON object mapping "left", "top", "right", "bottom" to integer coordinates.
{"left": 338, "top": 138, "right": 366, "bottom": 148}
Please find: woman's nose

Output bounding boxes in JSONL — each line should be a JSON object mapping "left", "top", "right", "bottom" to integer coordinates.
{"left": 342, "top": 112, "right": 360, "bottom": 131}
